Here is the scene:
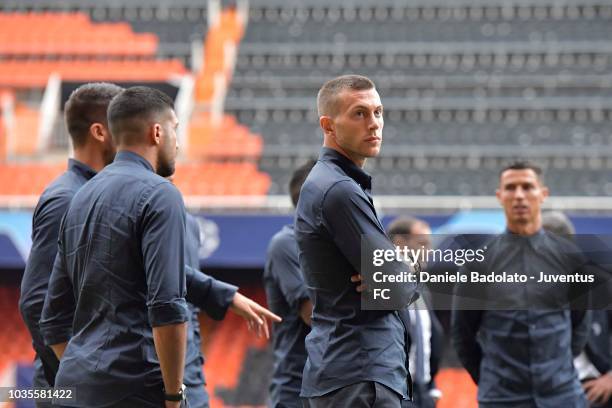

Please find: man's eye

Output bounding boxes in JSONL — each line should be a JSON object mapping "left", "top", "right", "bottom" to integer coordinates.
{"left": 375, "top": 110, "right": 382, "bottom": 117}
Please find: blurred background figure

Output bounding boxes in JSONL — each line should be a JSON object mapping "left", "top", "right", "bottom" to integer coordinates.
{"left": 388, "top": 216, "right": 444, "bottom": 408}
{"left": 263, "top": 160, "right": 315, "bottom": 408}
{"left": 543, "top": 212, "right": 612, "bottom": 408}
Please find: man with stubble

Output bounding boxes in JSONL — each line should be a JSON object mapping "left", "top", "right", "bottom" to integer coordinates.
{"left": 295, "top": 75, "right": 419, "bottom": 408}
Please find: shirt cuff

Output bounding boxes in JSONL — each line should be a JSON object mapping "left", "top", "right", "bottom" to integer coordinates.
{"left": 148, "top": 299, "right": 189, "bottom": 327}
{"left": 204, "top": 280, "right": 238, "bottom": 321}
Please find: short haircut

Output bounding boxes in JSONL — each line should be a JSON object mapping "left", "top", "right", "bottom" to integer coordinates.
{"left": 107, "top": 86, "right": 174, "bottom": 145}
{"left": 542, "top": 211, "right": 575, "bottom": 236}
{"left": 317, "top": 74, "right": 376, "bottom": 117}
{"left": 387, "top": 216, "right": 426, "bottom": 239}
{"left": 289, "top": 159, "right": 316, "bottom": 207}
{"left": 64, "top": 82, "right": 124, "bottom": 148}
{"left": 499, "top": 160, "right": 544, "bottom": 183}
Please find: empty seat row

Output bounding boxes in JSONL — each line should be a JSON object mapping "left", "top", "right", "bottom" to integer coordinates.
{"left": 0, "top": 162, "right": 270, "bottom": 196}
{"left": 236, "top": 51, "right": 612, "bottom": 68}
{"left": 248, "top": 5, "right": 612, "bottom": 25}
{"left": 0, "top": 59, "right": 187, "bottom": 88}
{"left": 0, "top": 12, "right": 159, "bottom": 56}
{"left": 263, "top": 165, "right": 612, "bottom": 196}
{"left": 244, "top": 20, "right": 612, "bottom": 43}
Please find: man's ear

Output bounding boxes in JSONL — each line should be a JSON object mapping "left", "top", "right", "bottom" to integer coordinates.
{"left": 495, "top": 188, "right": 502, "bottom": 204}
{"left": 320, "top": 116, "right": 334, "bottom": 137}
{"left": 540, "top": 185, "right": 549, "bottom": 202}
{"left": 151, "top": 123, "right": 162, "bottom": 146}
{"left": 89, "top": 123, "right": 106, "bottom": 143}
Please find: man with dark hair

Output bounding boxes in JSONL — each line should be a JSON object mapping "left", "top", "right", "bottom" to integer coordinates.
{"left": 40, "top": 86, "right": 187, "bottom": 407}
{"left": 296, "top": 75, "right": 418, "bottom": 407}
{"left": 542, "top": 211, "right": 576, "bottom": 236}
{"left": 264, "top": 160, "right": 316, "bottom": 408}
{"left": 387, "top": 217, "right": 444, "bottom": 408}
{"left": 19, "top": 82, "right": 123, "bottom": 404}
{"left": 41, "top": 86, "right": 280, "bottom": 407}
{"left": 452, "top": 161, "right": 590, "bottom": 407}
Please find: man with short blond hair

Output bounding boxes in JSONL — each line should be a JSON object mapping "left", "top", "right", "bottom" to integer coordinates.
{"left": 296, "top": 75, "right": 418, "bottom": 407}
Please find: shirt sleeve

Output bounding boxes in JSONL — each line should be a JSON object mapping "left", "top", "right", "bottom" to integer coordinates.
{"left": 269, "top": 234, "right": 309, "bottom": 310}
{"left": 320, "top": 180, "right": 419, "bottom": 309}
{"left": 451, "top": 308, "right": 483, "bottom": 384}
{"left": 40, "top": 218, "right": 75, "bottom": 346}
{"left": 140, "top": 182, "right": 189, "bottom": 327}
{"left": 185, "top": 265, "right": 237, "bottom": 320}
{"left": 20, "top": 191, "right": 72, "bottom": 345}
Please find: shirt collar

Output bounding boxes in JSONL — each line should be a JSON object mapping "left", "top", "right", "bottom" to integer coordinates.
{"left": 68, "top": 158, "right": 97, "bottom": 180}
{"left": 503, "top": 227, "right": 546, "bottom": 249}
{"left": 319, "top": 147, "right": 372, "bottom": 191}
{"left": 114, "top": 150, "right": 155, "bottom": 173}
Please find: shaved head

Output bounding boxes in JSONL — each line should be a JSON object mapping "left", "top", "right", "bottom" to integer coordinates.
{"left": 317, "top": 75, "right": 376, "bottom": 117}
{"left": 107, "top": 86, "right": 175, "bottom": 146}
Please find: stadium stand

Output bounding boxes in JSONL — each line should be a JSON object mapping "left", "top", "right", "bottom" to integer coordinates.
{"left": 0, "top": 287, "right": 35, "bottom": 373}
{"left": 0, "top": 3, "right": 269, "bottom": 198}
{"left": 225, "top": 0, "right": 612, "bottom": 197}
{"left": 0, "top": 0, "right": 210, "bottom": 66}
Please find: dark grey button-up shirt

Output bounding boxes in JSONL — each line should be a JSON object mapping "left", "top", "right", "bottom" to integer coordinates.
{"left": 452, "top": 230, "right": 590, "bottom": 406}
{"left": 264, "top": 224, "right": 310, "bottom": 407}
{"left": 183, "top": 212, "right": 237, "bottom": 390}
{"left": 295, "top": 147, "right": 418, "bottom": 399}
{"left": 40, "top": 151, "right": 189, "bottom": 407}
{"left": 19, "top": 159, "right": 96, "bottom": 387}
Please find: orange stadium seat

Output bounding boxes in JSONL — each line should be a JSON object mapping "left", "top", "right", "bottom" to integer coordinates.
{"left": 11, "top": 103, "right": 40, "bottom": 156}
{"left": 173, "top": 162, "right": 270, "bottom": 196}
{"left": 0, "top": 12, "right": 158, "bottom": 57}
{"left": 0, "top": 287, "right": 35, "bottom": 373}
{"left": 188, "top": 113, "right": 263, "bottom": 160}
{"left": 203, "top": 287, "right": 268, "bottom": 406}
{"left": 0, "top": 162, "right": 64, "bottom": 195}
{"left": 0, "top": 59, "right": 187, "bottom": 88}
{"left": 436, "top": 368, "right": 478, "bottom": 408}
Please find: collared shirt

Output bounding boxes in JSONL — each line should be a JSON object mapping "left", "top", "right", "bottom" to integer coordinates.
{"left": 184, "top": 212, "right": 206, "bottom": 388}
{"left": 452, "top": 229, "right": 590, "bottom": 405}
{"left": 19, "top": 159, "right": 97, "bottom": 387}
{"left": 263, "top": 224, "right": 310, "bottom": 407}
{"left": 40, "top": 151, "right": 189, "bottom": 408}
{"left": 183, "top": 212, "right": 237, "bottom": 392}
{"left": 295, "top": 147, "right": 418, "bottom": 399}
{"left": 406, "top": 298, "right": 432, "bottom": 385}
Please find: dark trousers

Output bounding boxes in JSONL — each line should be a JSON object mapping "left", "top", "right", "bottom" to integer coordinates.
{"left": 401, "top": 383, "right": 434, "bottom": 408}
{"left": 303, "top": 381, "right": 402, "bottom": 408}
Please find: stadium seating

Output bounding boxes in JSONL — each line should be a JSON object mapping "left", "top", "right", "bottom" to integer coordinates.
{"left": 0, "top": 59, "right": 187, "bottom": 88}
{"left": 226, "top": 1, "right": 612, "bottom": 197}
{"left": 203, "top": 286, "right": 269, "bottom": 406}
{"left": 0, "top": 162, "right": 270, "bottom": 197}
{"left": 0, "top": 12, "right": 157, "bottom": 57}
{"left": 0, "top": 1, "right": 209, "bottom": 65}
{"left": 0, "top": 287, "right": 35, "bottom": 373}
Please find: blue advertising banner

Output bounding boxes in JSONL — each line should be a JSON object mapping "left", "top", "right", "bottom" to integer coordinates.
{"left": 0, "top": 210, "right": 610, "bottom": 270}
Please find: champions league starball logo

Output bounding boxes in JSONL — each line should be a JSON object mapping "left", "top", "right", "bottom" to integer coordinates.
{"left": 195, "top": 216, "right": 220, "bottom": 259}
